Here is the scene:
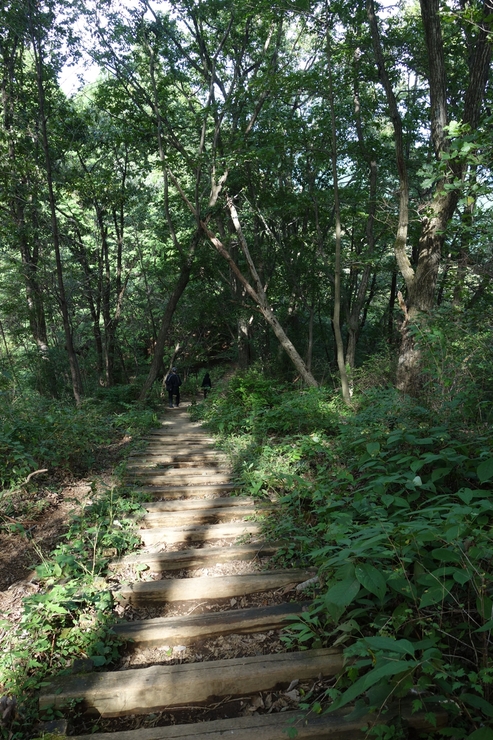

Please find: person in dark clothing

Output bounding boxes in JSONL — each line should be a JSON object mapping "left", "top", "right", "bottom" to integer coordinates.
{"left": 165, "top": 367, "right": 182, "bottom": 407}
{"left": 201, "top": 372, "right": 212, "bottom": 399}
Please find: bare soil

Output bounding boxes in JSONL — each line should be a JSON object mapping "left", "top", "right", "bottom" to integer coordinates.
{"left": 0, "top": 479, "right": 94, "bottom": 622}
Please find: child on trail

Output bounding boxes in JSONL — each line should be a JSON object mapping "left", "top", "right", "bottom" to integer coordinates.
{"left": 165, "top": 367, "right": 182, "bottom": 408}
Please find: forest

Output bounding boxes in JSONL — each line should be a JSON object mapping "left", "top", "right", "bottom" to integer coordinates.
{"left": 1, "top": 0, "right": 493, "bottom": 736}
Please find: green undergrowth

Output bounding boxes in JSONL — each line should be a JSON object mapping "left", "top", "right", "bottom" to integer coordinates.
{"left": 192, "top": 369, "right": 493, "bottom": 739}
{"left": 1, "top": 482, "right": 147, "bottom": 738}
{"left": 0, "top": 387, "right": 160, "bottom": 488}
{"left": 0, "top": 393, "right": 159, "bottom": 738}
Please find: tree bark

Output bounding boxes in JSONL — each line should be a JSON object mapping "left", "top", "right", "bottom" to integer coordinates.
{"left": 368, "top": 0, "right": 492, "bottom": 394}
{"left": 327, "top": 29, "right": 350, "bottom": 403}
{"left": 345, "top": 47, "right": 378, "bottom": 370}
{"left": 395, "top": 0, "right": 493, "bottom": 393}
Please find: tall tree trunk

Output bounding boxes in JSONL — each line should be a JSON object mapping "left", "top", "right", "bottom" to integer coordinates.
{"left": 306, "top": 302, "right": 314, "bottom": 374}
{"left": 225, "top": 199, "right": 318, "bottom": 387}
{"left": 28, "top": 5, "right": 83, "bottom": 405}
{"left": 0, "top": 30, "right": 56, "bottom": 394}
{"left": 237, "top": 314, "right": 252, "bottom": 369}
{"left": 327, "top": 28, "right": 351, "bottom": 403}
{"left": 395, "top": 0, "right": 492, "bottom": 393}
{"left": 345, "top": 47, "right": 378, "bottom": 370}
{"left": 388, "top": 271, "right": 397, "bottom": 342}
{"left": 169, "top": 171, "right": 318, "bottom": 387}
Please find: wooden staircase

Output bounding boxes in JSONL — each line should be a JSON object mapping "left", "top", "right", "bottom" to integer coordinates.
{"left": 39, "top": 407, "right": 445, "bottom": 739}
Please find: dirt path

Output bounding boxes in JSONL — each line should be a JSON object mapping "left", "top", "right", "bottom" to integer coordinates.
{"left": 38, "top": 408, "right": 443, "bottom": 739}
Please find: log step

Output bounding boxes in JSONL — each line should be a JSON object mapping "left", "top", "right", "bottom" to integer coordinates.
{"left": 127, "top": 460, "right": 229, "bottom": 469}
{"left": 65, "top": 705, "right": 449, "bottom": 740}
{"left": 111, "top": 601, "right": 308, "bottom": 646}
{"left": 39, "top": 648, "right": 343, "bottom": 717}
{"left": 110, "top": 542, "right": 280, "bottom": 571}
{"left": 130, "top": 473, "right": 233, "bottom": 486}
{"left": 129, "top": 449, "right": 228, "bottom": 465}
{"left": 143, "top": 497, "right": 254, "bottom": 512}
{"left": 116, "top": 568, "right": 316, "bottom": 604}
{"left": 141, "top": 445, "right": 217, "bottom": 453}
{"left": 138, "top": 505, "right": 261, "bottom": 527}
{"left": 129, "top": 466, "right": 229, "bottom": 476}
{"left": 138, "top": 521, "right": 261, "bottom": 546}
{"left": 129, "top": 448, "right": 226, "bottom": 456}
{"left": 144, "top": 435, "right": 216, "bottom": 443}
{"left": 136, "top": 483, "right": 241, "bottom": 498}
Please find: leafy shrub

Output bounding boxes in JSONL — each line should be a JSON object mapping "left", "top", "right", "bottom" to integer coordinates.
{"left": 0, "top": 483, "right": 145, "bottom": 734}
{"left": 276, "top": 415, "right": 493, "bottom": 734}
{"left": 411, "top": 305, "right": 493, "bottom": 425}
{"left": 191, "top": 368, "right": 341, "bottom": 437}
{"left": 0, "top": 394, "right": 157, "bottom": 487}
{"left": 198, "top": 370, "right": 493, "bottom": 734}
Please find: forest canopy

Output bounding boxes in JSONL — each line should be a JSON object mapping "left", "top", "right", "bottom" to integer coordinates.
{"left": 0, "top": 0, "right": 492, "bottom": 405}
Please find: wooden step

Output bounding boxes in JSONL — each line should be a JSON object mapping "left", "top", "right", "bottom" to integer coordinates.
{"left": 130, "top": 473, "right": 233, "bottom": 486}
{"left": 138, "top": 520, "right": 261, "bottom": 546}
{"left": 66, "top": 705, "right": 449, "bottom": 740}
{"left": 130, "top": 468, "right": 232, "bottom": 480}
{"left": 131, "top": 448, "right": 225, "bottom": 456}
{"left": 39, "top": 648, "right": 343, "bottom": 717}
{"left": 110, "top": 542, "right": 280, "bottom": 571}
{"left": 116, "top": 568, "right": 316, "bottom": 605}
{"left": 139, "top": 505, "right": 261, "bottom": 527}
{"left": 137, "top": 483, "right": 241, "bottom": 499}
{"left": 111, "top": 601, "right": 308, "bottom": 646}
{"left": 144, "top": 435, "right": 215, "bottom": 443}
{"left": 127, "top": 459, "right": 229, "bottom": 469}
{"left": 141, "top": 445, "right": 217, "bottom": 454}
{"left": 130, "top": 449, "right": 223, "bottom": 458}
{"left": 143, "top": 497, "right": 254, "bottom": 512}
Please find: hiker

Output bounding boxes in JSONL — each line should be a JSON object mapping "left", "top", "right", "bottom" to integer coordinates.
{"left": 165, "top": 367, "right": 182, "bottom": 408}
{"left": 201, "top": 372, "right": 212, "bottom": 399}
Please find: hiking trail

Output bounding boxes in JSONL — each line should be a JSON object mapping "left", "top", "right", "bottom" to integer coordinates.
{"left": 39, "top": 407, "right": 443, "bottom": 739}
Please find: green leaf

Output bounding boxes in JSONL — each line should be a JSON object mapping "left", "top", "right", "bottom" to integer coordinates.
{"left": 91, "top": 655, "right": 107, "bottom": 667}
{"left": 355, "top": 563, "right": 387, "bottom": 600}
{"left": 477, "top": 458, "right": 493, "bottom": 483}
{"left": 366, "top": 442, "right": 380, "bottom": 456}
{"left": 285, "top": 727, "right": 299, "bottom": 739}
{"left": 328, "top": 659, "right": 417, "bottom": 711}
{"left": 453, "top": 570, "right": 471, "bottom": 585}
{"left": 474, "top": 618, "right": 493, "bottom": 633}
{"left": 476, "top": 595, "right": 493, "bottom": 621}
{"left": 431, "top": 467, "right": 452, "bottom": 482}
{"left": 431, "top": 548, "right": 462, "bottom": 564}
{"left": 362, "top": 636, "right": 415, "bottom": 656}
{"left": 461, "top": 693, "right": 493, "bottom": 718}
{"left": 468, "top": 727, "right": 493, "bottom": 740}
{"left": 419, "top": 581, "right": 453, "bottom": 608}
{"left": 324, "top": 578, "right": 360, "bottom": 621}
{"left": 387, "top": 576, "right": 417, "bottom": 600}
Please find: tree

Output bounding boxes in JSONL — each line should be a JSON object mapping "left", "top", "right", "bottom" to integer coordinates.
{"left": 368, "top": 0, "right": 493, "bottom": 393}
{"left": 26, "top": 0, "right": 84, "bottom": 404}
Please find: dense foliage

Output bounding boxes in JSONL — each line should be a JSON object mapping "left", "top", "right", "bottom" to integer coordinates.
{"left": 192, "top": 358, "right": 493, "bottom": 739}
{"left": 0, "top": 0, "right": 492, "bottom": 399}
{"left": 0, "top": 394, "right": 155, "bottom": 738}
